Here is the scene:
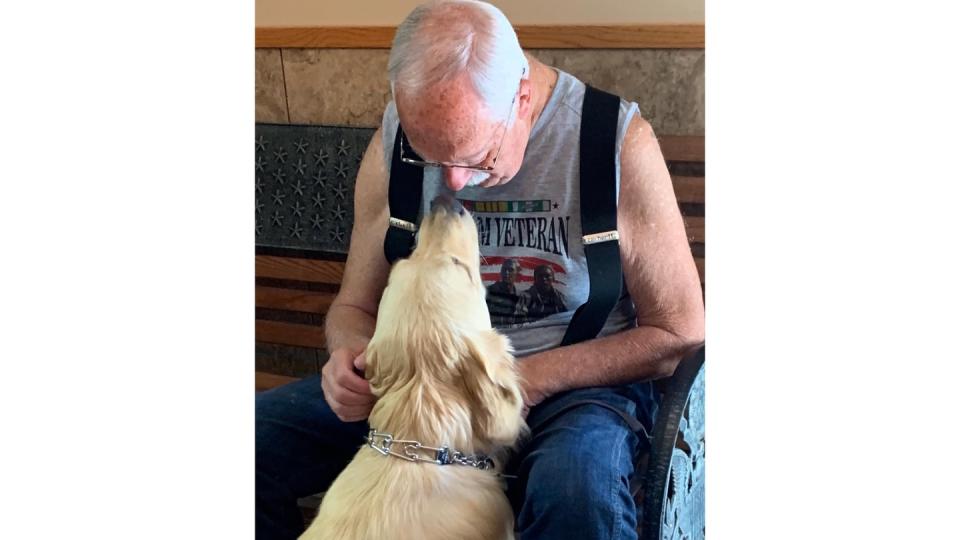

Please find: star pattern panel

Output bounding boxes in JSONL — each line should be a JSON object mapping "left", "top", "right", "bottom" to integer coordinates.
{"left": 255, "top": 124, "right": 376, "bottom": 254}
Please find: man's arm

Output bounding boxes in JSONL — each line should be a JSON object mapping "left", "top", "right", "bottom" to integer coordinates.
{"left": 320, "top": 127, "right": 392, "bottom": 422}
{"left": 517, "top": 117, "right": 705, "bottom": 407}
{"left": 324, "top": 127, "right": 391, "bottom": 352}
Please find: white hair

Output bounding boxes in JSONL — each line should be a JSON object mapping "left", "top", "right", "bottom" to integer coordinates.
{"left": 388, "top": 0, "right": 529, "bottom": 125}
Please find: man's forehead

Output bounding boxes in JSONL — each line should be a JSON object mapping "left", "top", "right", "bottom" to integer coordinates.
{"left": 396, "top": 83, "right": 498, "bottom": 160}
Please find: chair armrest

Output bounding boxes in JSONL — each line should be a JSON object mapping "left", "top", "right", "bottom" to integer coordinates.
{"left": 640, "top": 344, "right": 705, "bottom": 540}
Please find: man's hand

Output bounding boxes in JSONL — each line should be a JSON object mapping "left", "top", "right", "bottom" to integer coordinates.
{"left": 321, "top": 347, "right": 376, "bottom": 422}
{"left": 517, "top": 360, "right": 550, "bottom": 419}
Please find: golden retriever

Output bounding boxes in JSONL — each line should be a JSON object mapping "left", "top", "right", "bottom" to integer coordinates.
{"left": 301, "top": 195, "right": 526, "bottom": 540}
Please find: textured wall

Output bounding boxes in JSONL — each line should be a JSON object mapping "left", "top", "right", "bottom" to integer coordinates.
{"left": 532, "top": 49, "right": 704, "bottom": 137}
{"left": 257, "top": 0, "right": 704, "bottom": 26}
{"left": 255, "top": 49, "right": 288, "bottom": 124}
{"left": 255, "top": 48, "right": 704, "bottom": 136}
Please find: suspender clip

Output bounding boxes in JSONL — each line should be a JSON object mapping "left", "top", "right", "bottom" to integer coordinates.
{"left": 582, "top": 230, "right": 620, "bottom": 245}
{"left": 389, "top": 217, "right": 418, "bottom": 232}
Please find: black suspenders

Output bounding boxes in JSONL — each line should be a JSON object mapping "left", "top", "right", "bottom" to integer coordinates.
{"left": 559, "top": 86, "right": 623, "bottom": 346}
{"left": 383, "top": 128, "right": 424, "bottom": 265}
{"left": 383, "top": 85, "right": 624, "bottom": 347}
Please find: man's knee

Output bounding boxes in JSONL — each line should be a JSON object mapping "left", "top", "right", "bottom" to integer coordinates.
{"left": 528, "top": 446, "right": 632, "bottom": 516}
{"left": 517, "top": 406, "right": 638, "bottom": 538}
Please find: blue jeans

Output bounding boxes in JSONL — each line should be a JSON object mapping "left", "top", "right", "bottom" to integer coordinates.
{"left": 256, "top": 375, "right": 658, "bottom": 540}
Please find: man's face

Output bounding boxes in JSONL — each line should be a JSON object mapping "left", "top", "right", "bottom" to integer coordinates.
{"left": 395, "top": 75, "right": 530, "bottom": 192}
{"left": 533, "top": 267, "right": 555, "bottom": 293}
{"left": 500, "top": 260, "right": 520, "bottom": 283}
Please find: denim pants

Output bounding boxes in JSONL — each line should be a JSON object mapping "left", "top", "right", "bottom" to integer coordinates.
{"left": 256, "top": 374, "right": 658, "bottom": 540}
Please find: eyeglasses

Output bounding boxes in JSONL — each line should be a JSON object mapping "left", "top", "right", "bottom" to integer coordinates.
{"left": 399, "top": 68, "right": 525, "bottom": 173}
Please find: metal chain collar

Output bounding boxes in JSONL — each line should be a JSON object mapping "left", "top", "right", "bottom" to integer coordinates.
{"left": 364, "top": 428, "right": 496, "bottom": 471}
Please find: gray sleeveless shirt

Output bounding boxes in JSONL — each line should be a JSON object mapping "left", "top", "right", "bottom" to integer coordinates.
{"left": 380, "top": 69, "right": 640, "bottom": 358}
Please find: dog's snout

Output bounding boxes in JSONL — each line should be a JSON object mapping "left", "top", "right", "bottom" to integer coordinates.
{"left": 431, "top": 194, "right": 465, "bottom": 216}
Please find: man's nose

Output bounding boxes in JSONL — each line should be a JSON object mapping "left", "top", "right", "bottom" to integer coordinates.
{"left": 442, "top": 167, "right": 472, "bottom": 192}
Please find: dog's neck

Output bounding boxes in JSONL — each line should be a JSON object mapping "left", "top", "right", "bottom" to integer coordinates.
{"left": 368, "top": 376, "right": 480, "bottom": 454}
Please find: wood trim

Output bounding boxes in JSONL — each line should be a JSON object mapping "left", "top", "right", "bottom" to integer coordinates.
{"left": 256, "top": 24, "right": 704, "bottom": 49}
{"left": 672, "top": 175, "right": 704, "bottom": 205}
{"left": 515, "top": 24, "right": 704, "bottom": 49}
{"left": 256, "top": 371, "right": 300, "bottom": 392}
{"left": 256, "top": 286, "right": 336, "bottom": 314}
{"left": 257, "top": 26, "right": 395, "bottom": 48}
{"left": 256, "top": 256, "right": 345, "bottom": 284}
{"left": 256, "top": 319, "right": 327, "bottom": 349}
{"left": 659, "top": 135, "right": 704, "bottom": 162}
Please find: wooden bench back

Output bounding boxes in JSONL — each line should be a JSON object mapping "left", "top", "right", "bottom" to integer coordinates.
{"left": 255, "top": 124, "right": 703, "bottom": 391}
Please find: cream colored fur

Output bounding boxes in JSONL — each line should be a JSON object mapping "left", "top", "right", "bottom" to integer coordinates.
{"left": 300, "top": 203, "right": 526, "bottom": 540}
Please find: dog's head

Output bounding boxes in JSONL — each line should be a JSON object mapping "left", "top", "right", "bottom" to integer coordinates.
{"left": 365, "top": 195, "right": 524, "bottom": 449}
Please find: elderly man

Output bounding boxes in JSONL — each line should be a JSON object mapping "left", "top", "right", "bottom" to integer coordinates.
{"left": 256, "top": 1, "right": 704, "bottom": 539}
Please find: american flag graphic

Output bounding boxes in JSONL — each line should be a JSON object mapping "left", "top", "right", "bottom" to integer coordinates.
{"left": 480, "top": 255, "right": 567, "bottom": 287}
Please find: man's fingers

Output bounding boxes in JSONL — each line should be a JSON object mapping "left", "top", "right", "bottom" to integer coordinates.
{"left": 321, "top": 372, "right": 373, "bottom": 406}
{"left": 322, "top": 384, "right": 373, "bottom": 422}
{"left": 331, "top": 399, "right": 373, "bottom": 422}
{"left": 320, "top": 347, "right": 376, "bottom": 422}
{"left": 353, "top": 352, "right": 366, "bottom": 371}
{"left": 331, "top": 385, "right": 376, "bottom": 406}
{"left": 335, "top": 366, "right": 372, "bottom": 395}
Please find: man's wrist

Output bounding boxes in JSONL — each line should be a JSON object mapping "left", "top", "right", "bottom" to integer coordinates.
{"left": 518, "top": 354, "right": 561, "bottom": 407}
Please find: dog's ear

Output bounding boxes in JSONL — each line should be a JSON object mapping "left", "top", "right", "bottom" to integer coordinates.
{"left": 363, "top": 342, "right": 388, "bottom": 396}
{"left": 459, "top": 329, "right": 525, "bottom": 447}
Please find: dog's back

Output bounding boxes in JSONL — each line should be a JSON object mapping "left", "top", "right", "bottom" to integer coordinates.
{"left": 302, "top": 450, "right": 514, "bottom": 540}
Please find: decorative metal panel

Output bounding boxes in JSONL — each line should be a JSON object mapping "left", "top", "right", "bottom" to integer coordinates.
{"left": 255, "top": 124, "right": 376, "bottom": 254}
{"left": 660, "top": 367, "right": 705, "bottom": 540}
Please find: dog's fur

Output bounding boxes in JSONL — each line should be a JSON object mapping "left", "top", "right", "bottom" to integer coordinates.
{"left": 300, "top": 201, "right": 526, "bottom": 540}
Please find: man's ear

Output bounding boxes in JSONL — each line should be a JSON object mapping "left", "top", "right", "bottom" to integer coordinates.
{"left": 517, "top": 77, "right": 534, "bottom": 119}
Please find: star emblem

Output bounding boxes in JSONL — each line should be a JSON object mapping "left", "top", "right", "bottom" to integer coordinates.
{"left": 310, "top": 213, "right": 325, "bottom": 230}
{"left": 255, "top": 199, "right": 264, "bottom": 214}
{"left": 311, "top": 192, "right": 326, "bottom": 208}
{"left": 256, "top": 135, "right": 267, "bottom": 152}
{"left": 293, "top": 158, "right": 307, "bottom": 176}
{"left": 329, "top": 226, "right": 345, "bottom": 243}
{"left": 255, "top": 176, "right": 264, "bottom": 194}
{"left": 332, "top": 182, "right": 347, "bottom": 200}
{"left": 255, "top": 155, "right": 266, "bottom": 172}
{"left": 290, "top": 200, "right": 305, "bottom": 218}
{"left": 272, "top": 168, "right": 286, "bottom": 184}
{"left": 289, "top": 221, "right": 304, "bottom": 240}
{"left": 273, "top": 148, "right": 287, "bottom": 164}
{"left": 334, "top": 160, "right": 349, "bottom": 179}
{"left": 337, "top": 140, "right": 350, "bottom": 156}
{"left": 313, "top": 149, "right": 329, "bottom": 168}
{"left": 553, "top": 202, "right": 559, "bottom": 209}
{"left": 271, "top": 189, "right": 286, "bottom": 206}
{"left": 270, "top": 210, "right": 284, "bottom": 227}
{"left": 293, "top": 138, "right": 309, "bottom": 154}
{"left": 331, "top": 204, "right": 346, "bottom": 222}
{"left": 311, "top": 169, "right": 327, "bottom": 189}
{"left": 291, "top": 179, "right": 305, "bottom": 197}
{"left": 255, "top": 220, "right": 263, "bottom": 237}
